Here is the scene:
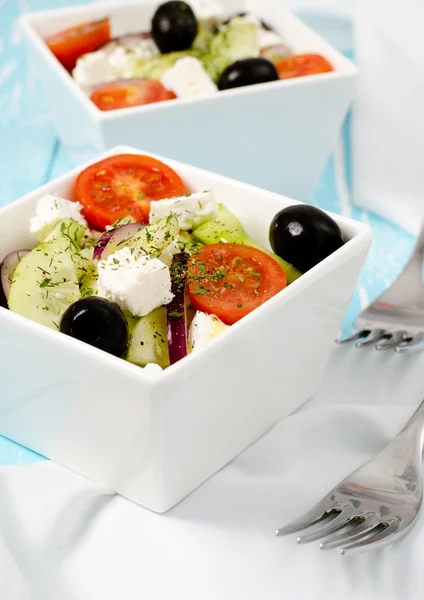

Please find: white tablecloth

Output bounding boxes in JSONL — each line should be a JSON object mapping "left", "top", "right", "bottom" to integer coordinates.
{"left": 1, "top": 344, "right": 424, "bottom": 600}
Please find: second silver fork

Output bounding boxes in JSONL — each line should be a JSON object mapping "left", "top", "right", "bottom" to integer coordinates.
{"left": 338, "top": 223, "right": 424, "bottom": 352}
{"left": 276, "top": 398, "right": 424, "bottom": 554}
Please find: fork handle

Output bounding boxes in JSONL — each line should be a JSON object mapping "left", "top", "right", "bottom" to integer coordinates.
{"left": 397, "top": 399, "right": 424, "bottom": 455}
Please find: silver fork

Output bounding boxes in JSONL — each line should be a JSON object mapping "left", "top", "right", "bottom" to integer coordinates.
{"left": 337, "top": 223, "right": 424, "bottom": 352}
{"left": 276, "top": 399, "right": 424, "bottom": 553}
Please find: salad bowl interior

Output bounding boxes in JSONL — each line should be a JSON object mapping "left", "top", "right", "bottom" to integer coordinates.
{"left": 20, "top": 0, "right": 356, "bottom": 202}
{"left": 0, "top": 146, "right": 371, "bottom": 512}
{"left": 20, "top": 0, "right": 355, "bottom": 123}
{"left": 23, "top": 0, "right": 353, "bottom": 82}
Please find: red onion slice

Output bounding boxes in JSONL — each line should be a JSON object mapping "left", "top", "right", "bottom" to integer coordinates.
{"left": 93, "top": 223, "right": 145, "bottom": 263}
{"left": 93, "top": 229, "right": 117, "bottom": 263}
{"left": 1, "top": 250, "right": 30, "bottom": 301}
{"left": 167, "top": 253, "right": 189, "bottom": 365}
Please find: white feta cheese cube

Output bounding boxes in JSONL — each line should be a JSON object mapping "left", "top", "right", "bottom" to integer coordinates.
{"left": 73, "top": 39, "right": 159, "bottom": 89}
{"left": 98, "top": 247, "right": 174, "bottom": 317}
{"left": 258, "top": 28, "right": 283, "bottom": 50}
{"left": 158, "top": 240, "right": 180, "bottom": 267}
{"left": 108, "top": 40, "right": 159, "bottom": 77}
{"left": 133, "top": 38, "right": 159, "bottom": 60}
{"left": 143, "top": 363, "right": 163, "bottom": 376}
{"left": 30, "top": 194, "right": 88, "bottom": 241}
{"left": 72, "top": 50, "right": 116, "bottom": 89}
{"left": 188, "top": 311, "right": 229, "bottom": 352}
{"left": 149, "top": 190, "right": 218, "bottom": 231}
{"left": 161, "top": 57, "right": 217, "bottom": 99}
{"left": 107, "top": 46, "right": 138, "bottom": 79}
{"left": 229, "top": 13, "right": 261, "bottom": 27}
{"left": 189, "top": 0, "right": 224, "bottom": 20}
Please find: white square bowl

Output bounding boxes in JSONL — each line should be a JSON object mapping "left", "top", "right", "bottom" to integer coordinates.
{"left": 20, "top": 0, "right": 356, "bottom": 202}
{"left": 0, "top": 145, "right": 371, "bottom": 513}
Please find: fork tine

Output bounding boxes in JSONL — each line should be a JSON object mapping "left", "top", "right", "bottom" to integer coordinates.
{"left": 336, "top": 330, "right": 370, "bottom": 345}
{"left": 320, "top": 516, "right": 380, "bottom": 550}
{"left": 375, "top": 332, "right": 406, "bottom": 351}
{"left": 297, "top": 508, "right": 358, "bottom": 544}
{"left": 396, "top": 344, "right": 424, "bottom": 354}
{"left": 396, "top": 335, "right": 424, "bottom": 353}
{"left": 275, "top": 501, "right": 332, "bottom": 536}
{"left": 341, "top": 522, "right": 399, "bottom": 554}
{"left": 355, "top": 330, "right": 387, "bottom": 348}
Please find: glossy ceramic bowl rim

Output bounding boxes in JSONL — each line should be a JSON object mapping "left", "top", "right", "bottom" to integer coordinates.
{"left": 19, "top": 0, "right": 356, "bottom": 121}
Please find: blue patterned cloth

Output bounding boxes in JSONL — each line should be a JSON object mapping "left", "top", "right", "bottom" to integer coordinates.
{"left": 0, "top": 0, "right": 415, "bottom": 465}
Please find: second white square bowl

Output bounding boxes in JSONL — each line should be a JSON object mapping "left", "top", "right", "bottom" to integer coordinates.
{"left": 0, "top": 145, "right": 371, "bottom": 512}
{"left": 21, "top": 0, "right": 356, "bottom": 202}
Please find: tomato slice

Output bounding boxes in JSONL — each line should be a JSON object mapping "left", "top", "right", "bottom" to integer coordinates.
{"left": 91, "top": 80, "right": 176, "bottom": 111}
{"left": 275, "top": 54, "right": 333, "bottom": 80}
{"left": 187, "top": 244, "right": 287, "bottom": 325}
{"left": 74, "top": 154, "right": 186, "bottom": 229}
{"left": 46, "top": 19, "right": 111, "bottom": 71}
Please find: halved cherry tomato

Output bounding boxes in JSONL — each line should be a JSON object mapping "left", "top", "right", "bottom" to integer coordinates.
{"left": 75, "top": 154, "right": 186, "bottom": 229}
{"left": 275, "top": 54, "right": 333, "bottom": 80}
{"left": 91, "top": 80, "right": 176, "bottom": 111}
{"left": 187, "top": 244, "right": 287, "bottom": 325}
{"left": 46, "top": 19, "right": 111, "bottom": 71}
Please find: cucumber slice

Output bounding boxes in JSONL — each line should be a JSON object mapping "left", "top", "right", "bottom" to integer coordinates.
{"left": 176, "top": 231, "right": 204, "bottom": 255}
{"left": 77, "top": 247, "right": 99, "bottom": 297}
{"left": 124, "top": 312, "right": 139, "bottom": 337}
{"left": 126, "top": 307, "right": 170, "bottom": 368}
{"left": 134, "top": 49, "right": 202, "bottom": 80}
{"left": 201, "top": 22, "right": 258, "bottom": 83}
{"left": 8, "top": 219, "right": 86, "bottom": 330}
{"left": 80, "top": 263, "right": 99, "bottom": 298}
{"left": 113, "top": 215, "right": 179, "bottom": 258}
{"left": 74, "top": 247, "right": 93, "bottom": 282}
{"left": 192, "top": 204, "right": 245, "bottom": 244}
{"left": 192, "top": 28, "right": 214, "bottom": 53}
{"left": 192, "top": 204, "right": 302, "bottom": 284}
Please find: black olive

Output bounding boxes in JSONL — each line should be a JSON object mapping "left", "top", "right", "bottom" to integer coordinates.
{"left": 152, "top": 1, "right": 198, "bottom": 54}
{"left": 223, "top": 12, "right": 273, "bottom": 31}
{"left": 0, "top": 279, "right": 7, "bottom": 309}
{"left": 269, "top": 205, "right": 344, "bottom": 273}
{"left": 60, "top": 297, "right": 129, "bottom": 358}
{"left": 218, "top": 58, "right": 278, "bottom": 90}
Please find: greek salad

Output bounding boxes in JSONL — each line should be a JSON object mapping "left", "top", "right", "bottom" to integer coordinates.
{"left": 45, "top": 0, "right": 334, "bottom": 111}
{"left": 1, "top": 154, "right": 344, "bottom": 370}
